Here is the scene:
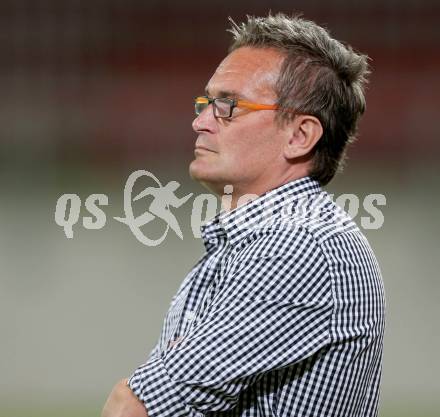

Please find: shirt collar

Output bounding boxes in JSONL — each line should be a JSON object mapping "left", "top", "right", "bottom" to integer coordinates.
{"left": 201, "top": 176, "right": 321, "bottom": 249}
{"left": 200, "top": 214, "right": 226, "bottom": 251}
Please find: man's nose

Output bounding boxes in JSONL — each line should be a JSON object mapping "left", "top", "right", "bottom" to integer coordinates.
{"left": 192, "top": 105, "right": 217, "bottom": 133}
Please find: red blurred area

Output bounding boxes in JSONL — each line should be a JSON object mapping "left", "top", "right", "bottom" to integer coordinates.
{"left": 0, "top": 0, "right": 438, "bottom": 166}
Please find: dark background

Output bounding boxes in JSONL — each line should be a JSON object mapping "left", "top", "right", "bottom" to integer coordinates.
{"left": 0, "top": 1, "right": 439, "bottom": 416}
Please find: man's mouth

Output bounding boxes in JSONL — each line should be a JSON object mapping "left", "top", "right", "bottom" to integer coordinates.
{"left": 195, "top": 145, "right": 216, "bottom": 153}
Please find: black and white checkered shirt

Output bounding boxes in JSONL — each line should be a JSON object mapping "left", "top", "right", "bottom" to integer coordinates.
{"left": 128, "top": 176, "right": 385, "bottom": 417}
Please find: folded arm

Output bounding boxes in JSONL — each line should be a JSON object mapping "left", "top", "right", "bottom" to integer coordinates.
{"left": 101, "top": 378, "right": 148, "bottom": 417}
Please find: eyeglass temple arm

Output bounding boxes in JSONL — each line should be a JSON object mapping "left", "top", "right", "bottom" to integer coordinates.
{"left": 236, "top": 99, "right": 278, "bottom": 111}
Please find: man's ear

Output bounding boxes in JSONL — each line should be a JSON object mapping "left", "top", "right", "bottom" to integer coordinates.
{"left": 283, "top": 115, "right": 323, "bottom": 159}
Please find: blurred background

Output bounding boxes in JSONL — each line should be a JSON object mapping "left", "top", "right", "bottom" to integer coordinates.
{"left": 0, "top": 0, "right": 439, "bottom": 416}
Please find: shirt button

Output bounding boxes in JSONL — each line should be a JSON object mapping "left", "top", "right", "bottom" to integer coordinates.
{"left": 184, "top": 310, "right": 196, "bottom": 322}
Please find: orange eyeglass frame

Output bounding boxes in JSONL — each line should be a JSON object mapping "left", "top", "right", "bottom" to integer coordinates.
{"left": 194, "top": 95, "right": 279, "bottom": 118}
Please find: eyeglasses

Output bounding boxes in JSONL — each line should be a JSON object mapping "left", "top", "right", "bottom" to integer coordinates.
{"left": 194, "top": 95, "right": 279, "bottom": 119}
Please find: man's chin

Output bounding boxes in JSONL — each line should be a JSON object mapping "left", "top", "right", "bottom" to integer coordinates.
{"left": 189, "top": 159, "right": 211, "bottom": 181}
{"left": 189, "top": 162, "right": 224, "bottom": 194}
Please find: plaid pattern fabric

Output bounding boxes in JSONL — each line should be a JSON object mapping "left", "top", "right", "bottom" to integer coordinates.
{"left": 128, "top": 176, "right": 385, "bottom": 417}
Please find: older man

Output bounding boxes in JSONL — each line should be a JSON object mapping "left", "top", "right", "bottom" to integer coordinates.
{"left": 102, "top": 13, "right": 385, "bottom": 417}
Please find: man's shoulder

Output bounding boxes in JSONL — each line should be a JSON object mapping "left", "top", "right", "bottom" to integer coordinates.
{"left": 282, "top": 190, "right": 362, "bottom": 241}
{"left": 235, "top": 190, "right": 363, "bottom": 257}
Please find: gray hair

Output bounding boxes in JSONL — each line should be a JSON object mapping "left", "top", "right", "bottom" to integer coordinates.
{"left": 228, "top": 13, "right": 370, "bottom": 185}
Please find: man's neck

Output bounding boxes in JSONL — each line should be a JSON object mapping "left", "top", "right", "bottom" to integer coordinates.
{"left": 220, "top": 173, "right": 309, "bottom": 212}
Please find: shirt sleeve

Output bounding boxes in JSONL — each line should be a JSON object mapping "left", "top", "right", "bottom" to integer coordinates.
{"left": 128, "top": 230, "right": 333, "bottom": 417}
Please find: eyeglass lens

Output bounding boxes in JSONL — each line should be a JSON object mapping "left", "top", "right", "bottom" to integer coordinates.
{"left": 194, "top": 97, "right": 233, "bottom": 118}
